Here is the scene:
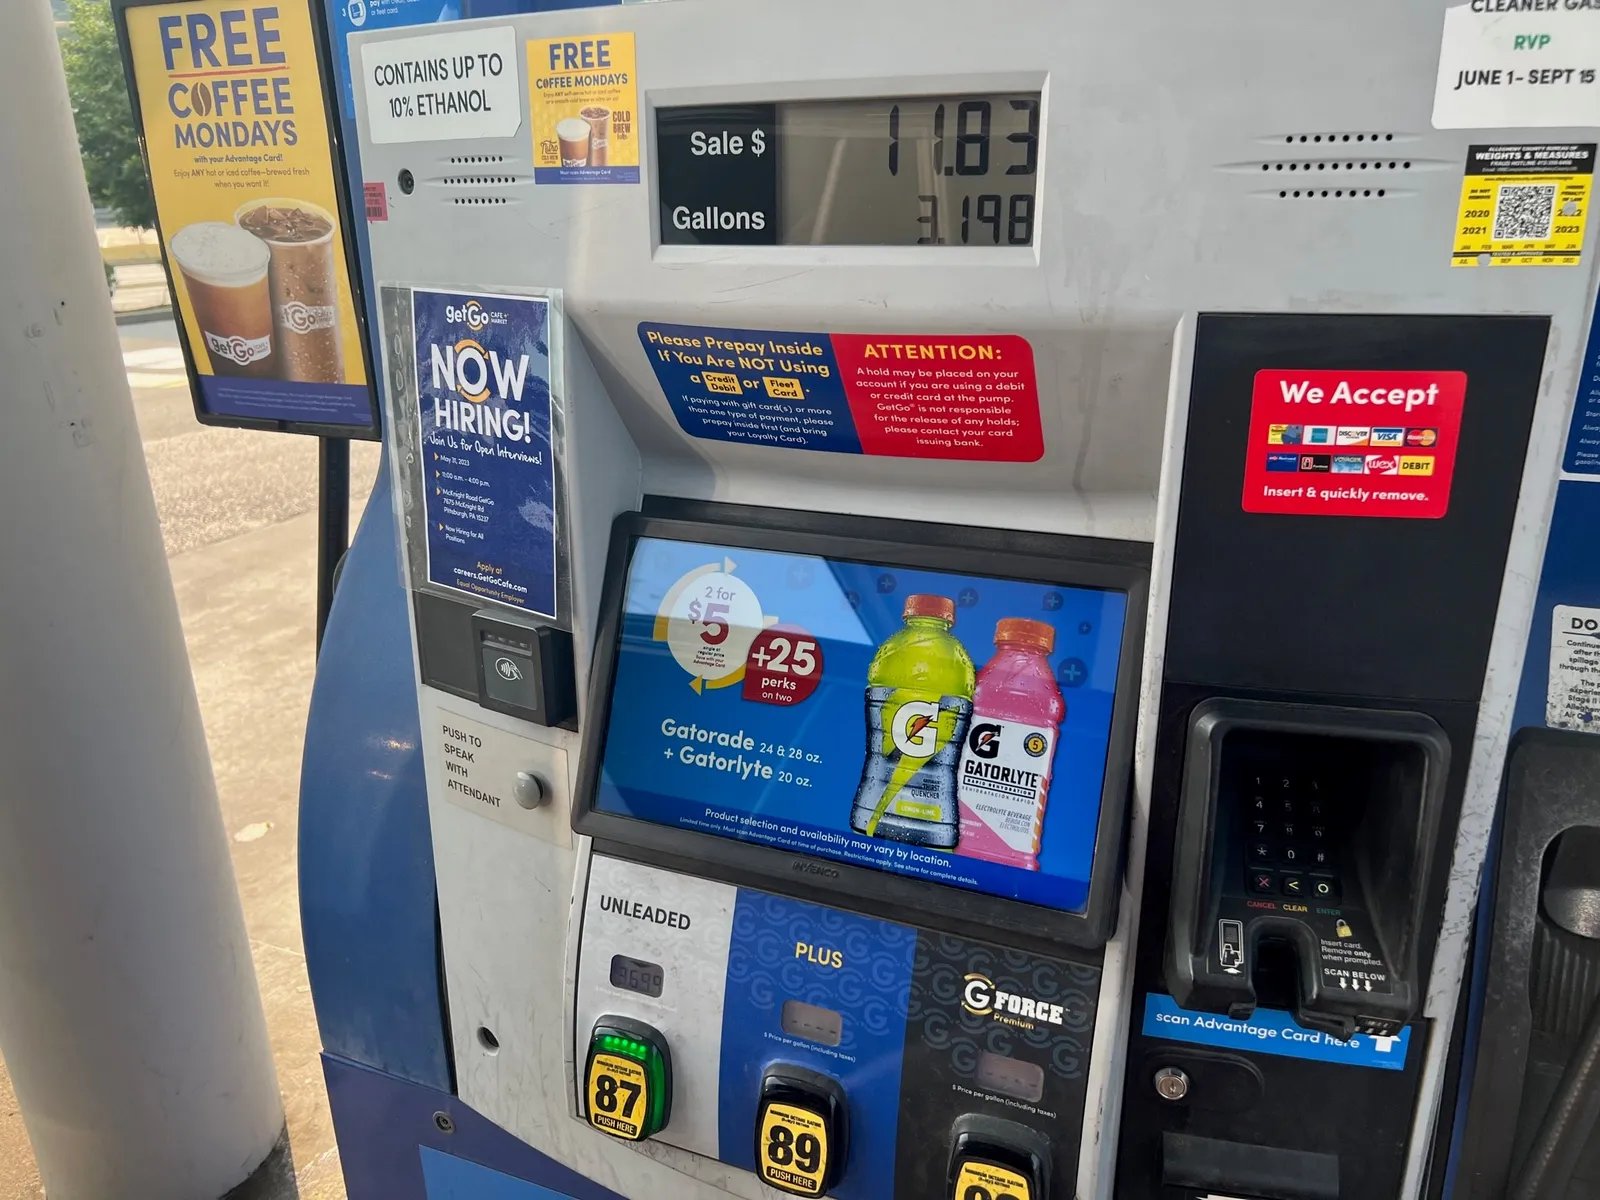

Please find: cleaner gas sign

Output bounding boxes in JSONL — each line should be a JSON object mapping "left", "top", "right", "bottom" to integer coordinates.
{"left": 413, "top": 288, "right": 557, "bottom": 616}
{"left": 592, "top": 535, "right": 1129, "bottom": 913}
{"left": 1241, "top": 369, "right": 1468, "bottom": 518}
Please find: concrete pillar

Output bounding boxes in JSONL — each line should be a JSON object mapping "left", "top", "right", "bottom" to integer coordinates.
{"left": 0, "top": 3, "right": 284, "bottom": 1196}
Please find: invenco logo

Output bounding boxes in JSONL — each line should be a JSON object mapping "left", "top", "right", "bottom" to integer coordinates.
{"left": 962, "top": 972, "right": 1067, "bottom": 1026}
{"left": 790, "top": 858, "right": 840, "bottom": 879}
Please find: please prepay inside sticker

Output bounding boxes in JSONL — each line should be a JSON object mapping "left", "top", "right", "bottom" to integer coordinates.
{"left": 638, "top": 323, "right": 1043, "bottom": 462}
{"left": 1241, "top": 370, "right": 1467, "bottom": 519}
{"left": 1453, "top": 144, "right": 1594, "bottom": 267}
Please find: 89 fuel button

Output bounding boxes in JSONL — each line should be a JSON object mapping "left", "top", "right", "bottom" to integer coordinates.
{"left": 755, "top": 1065, "right": 848, "bottom": 1196}
{"left": 584, "top": 1016, "right": 671, "bottom": 1142}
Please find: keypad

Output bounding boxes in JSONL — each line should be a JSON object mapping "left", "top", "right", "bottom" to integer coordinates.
{"left": 1240, "top": 771, "right": 1341, "bottom": 901}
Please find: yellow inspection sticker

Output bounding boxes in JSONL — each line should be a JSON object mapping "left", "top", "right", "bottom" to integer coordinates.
{"left": 954, "top": 1160, "right": 1033, "bottom": 1200}
{"left": 1453, "top": 143, "right": 1595, "bottom": 267}
{"left": 758, "top": 1101, "right": 829, "bottom": 1195}
{"left": 585, "top": 1052, "right": 649, "bottom": 1140}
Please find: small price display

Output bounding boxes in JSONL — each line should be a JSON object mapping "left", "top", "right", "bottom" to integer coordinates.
{"left": 656, "top": 94, "right": 1042, "bottom": 247}
{"left": 780, "top": 95, "right": 1040, "bottom": 246}
{"left": 609, "top": 954, "right": 664, "bottom": 998}
{"left": 586, "top": 1051, "right": 651, "bottom": 1140}
{"left": 953, "top": 1161, "right": 1033, "bottom": 1200}
{"left": 758, "top": 1102, "right": 830, "bottom": 1195}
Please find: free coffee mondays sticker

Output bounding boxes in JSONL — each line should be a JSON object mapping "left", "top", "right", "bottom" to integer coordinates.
{"left": 527, "top": 32, "right": 638, "bottom": 184}
{"left": 123, "top": 1, "right": 371, "bottom": 429}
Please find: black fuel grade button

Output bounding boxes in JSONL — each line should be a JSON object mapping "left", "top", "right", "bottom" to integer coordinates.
{"left": 584, "top": 1016, "right": 672, "bottom": 1142}
{"left": 755, "top": 1065, "right": 848, "bottom": 1196}
{"left": 948, "top": 1115, "right": 1051, "bottom": 1200}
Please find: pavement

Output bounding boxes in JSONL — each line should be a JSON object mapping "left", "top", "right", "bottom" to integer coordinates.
{"left": 0, "top": 313, "right": 382, "bottom": 1200}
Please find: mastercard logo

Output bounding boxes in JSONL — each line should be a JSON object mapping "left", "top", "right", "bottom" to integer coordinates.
{"left": 1406, "top": 428, "right": 1438, "bottom": 447}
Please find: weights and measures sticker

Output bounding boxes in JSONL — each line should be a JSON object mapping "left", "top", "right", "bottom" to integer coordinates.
{"left": 955, "top": 1161, "right": 1033, "bottom": 1200}
{"left": 1453, "top": 143, "right": 1595, "bottom": 267}
{"left": 653, "top": 559, "right": 769, "bottom": 693}
{"left": 758, "top": 1103, "right": 830, "bottom": 1195}
{"left": 586, "top": 1052, "right": 650, "bottom": 1140}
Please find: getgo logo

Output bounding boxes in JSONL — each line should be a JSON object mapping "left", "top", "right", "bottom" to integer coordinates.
{"left": 445, "top": 300, "right": 492, "bottom": 332}
{"left": 891, "top": 701, "right": 940, "bottom": 757}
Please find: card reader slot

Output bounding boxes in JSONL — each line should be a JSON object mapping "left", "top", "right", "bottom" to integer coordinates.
{"left": 1166, "top": 700, "right": 1448, "bottom": 1038}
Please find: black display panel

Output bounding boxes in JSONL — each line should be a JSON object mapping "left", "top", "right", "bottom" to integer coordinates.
{"left": 574, "top": 501, "right": 1149, "bottom": 952}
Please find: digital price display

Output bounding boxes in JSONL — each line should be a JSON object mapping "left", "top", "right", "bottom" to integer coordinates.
{"left": 656, "top": 95, "right": 1042, "bottom": 248}
{"left": 609, "top": 954, "right": 665, "bottom": 998}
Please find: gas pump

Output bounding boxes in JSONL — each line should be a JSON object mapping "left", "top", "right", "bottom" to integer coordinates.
{"left": 297, "top": 3, "right": 1600, "bottom": 1198}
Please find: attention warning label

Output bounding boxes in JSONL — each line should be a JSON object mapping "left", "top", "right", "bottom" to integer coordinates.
{"left": 638, "top": 323, "right": 1043, "bottom": 462}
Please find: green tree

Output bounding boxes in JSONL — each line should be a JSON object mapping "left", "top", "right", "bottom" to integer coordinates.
{"left": 60, "top": 0, "right": 155, "bottom": 228}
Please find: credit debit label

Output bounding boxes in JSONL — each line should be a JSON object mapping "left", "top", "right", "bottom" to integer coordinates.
{"left": 1142, "top": 992, "right": 1410, "bottom": 1070}
{"left": 1242, "top": 369, "right": 1465, "bottom": 518}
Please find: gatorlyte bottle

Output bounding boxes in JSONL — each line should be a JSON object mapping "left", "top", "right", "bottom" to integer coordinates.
{"left": 956, "top": 619, "right": 1065, "bottom": 871}
{"left": 849, "top": 595, "right": 975, "bottom": 847}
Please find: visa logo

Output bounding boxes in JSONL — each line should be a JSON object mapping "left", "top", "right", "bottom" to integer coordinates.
{"left": 1369, "top": 428, "right": 1406, "bottom": 447}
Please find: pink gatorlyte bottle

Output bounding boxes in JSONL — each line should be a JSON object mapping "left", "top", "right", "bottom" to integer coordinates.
{"left": 955, "top": 618, "right": 1065, "bottom": 871}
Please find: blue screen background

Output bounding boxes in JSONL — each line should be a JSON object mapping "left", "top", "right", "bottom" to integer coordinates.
{"left": 594, "top": 537, "right": 1128, "bottom": 913}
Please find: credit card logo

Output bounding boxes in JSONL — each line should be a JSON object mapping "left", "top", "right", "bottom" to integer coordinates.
{"left": 1405, "top": 427, "right": 1438, "bottom": 447}
{"left": 1299, "top": 454, "right": 1331, "bottom": 473}
{"left": 1399, "top": 455, "right": 1434, "bottom": 476}
{"left": 1370, "top": 427, "right": 1405, "bottom": 447}
{"left": 1336, "top": 426, "right": 1371, "bottom": 446}
{"left": 1332, "top": 455, "right": 1366, "bottom": 474}
{"left": 1278, "top": 425, "right": 1304, "bottom": 445}
{"left": 1266, "top": 453, "right": 1301, "bottom": 472}
{"left": 1365, "top": 454, "right": 1400, "bottom": 475}
{"left": 1268, "top": 424, "right": 1291, "bottom": 444}
{"left": 1304, "top": 425, "right": 1335, "bottom": 445}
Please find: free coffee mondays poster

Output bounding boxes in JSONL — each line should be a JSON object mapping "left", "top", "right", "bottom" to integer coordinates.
{"left": 124, "top": 1, "right": 371, "bottom": 428}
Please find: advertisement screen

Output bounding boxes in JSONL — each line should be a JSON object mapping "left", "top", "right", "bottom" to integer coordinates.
{"left": 594, "top": 536, "right": 1130, "bottom": 913}
{"left": 124, "top": 0, "right": 375, "bottom": 431}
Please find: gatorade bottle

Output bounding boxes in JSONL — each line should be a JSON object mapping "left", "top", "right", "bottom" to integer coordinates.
{"left": 849, "top": 595, "right": 975, "bottom": 847}
{"left": 955, "top": 619, "right": 1065, "bottom": 871}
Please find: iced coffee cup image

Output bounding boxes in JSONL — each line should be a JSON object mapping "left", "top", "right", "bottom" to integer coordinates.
{"left": 234, "top": 197, "right": 345, "bottom": 385}
{"left": 556, "top": 117, "right": 592, "bottom": 167}
{"left": 168, "top": 221, "right": 275, "bottom": 379}
{"left": 580, "top": 106, "right": 611, "bottom": 166}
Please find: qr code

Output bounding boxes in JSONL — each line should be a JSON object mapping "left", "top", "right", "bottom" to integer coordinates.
{"left": 1493, "top": 183, "right": 1557, "bottom": 240}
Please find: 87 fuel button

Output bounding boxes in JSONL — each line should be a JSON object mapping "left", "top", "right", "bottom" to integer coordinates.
{"left": 584, "top": 1017, "right": 671, "bottom": 1142}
